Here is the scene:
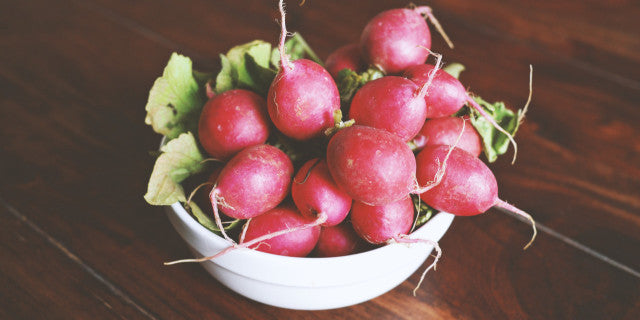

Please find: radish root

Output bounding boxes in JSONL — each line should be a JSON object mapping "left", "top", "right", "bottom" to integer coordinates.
{"left": 164, "top": 213, "right": 328, "bottom": 265}
{"left": 391, "top": 235, "right": 442, "bottom": 296}
{"left": 413, "top": 119, "right": 466, "bottom": 194}
{"left": 278, "top": 0, "right": 293, "bottom": 70}
{"left": 414, "top": 6, "right": 454, "bottom": 49}
{"left": 518, "top": 65, "right": 534, "bottom": 126}
{"left": 209, "top": 188, "right": 236, "bottom": 244}
{"left": 494, "top": 199, "right": 537, "bottom": 250}
{"left": 415, "top": 48, "right": 443, "bottom": 100}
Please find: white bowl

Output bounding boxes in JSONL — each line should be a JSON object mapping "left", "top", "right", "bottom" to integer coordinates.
{"left": 166, "top": 202, "right": 454, "bottom": 310}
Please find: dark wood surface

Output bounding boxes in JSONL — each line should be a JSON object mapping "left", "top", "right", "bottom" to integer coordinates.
{"left": 1, "top": 0, "right": 639, "bottom": 318}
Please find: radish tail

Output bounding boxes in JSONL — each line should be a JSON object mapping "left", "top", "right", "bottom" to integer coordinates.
{"left": 413, "top": 119, "right": 465, "bottom": 194}
{"left": 392, "top": 235, "right": 442, "bottom": 296}
{"left": 466, "top": 96, "right": 518, "bottom": 164}
{"left": 414, "top": 48, "right": 442, "bottom": 100}
{"left": 518, "top": 65, "right": 534, "bottom": 126}
{"left": 414, "top": 6, "right": 454, "bottom": 49}
{"left": 164, "top": 213, "right": 328, "bottom": 265}
{"left": 209, "top": 189, "right": 235, "bottom": 244}
{"left": 494, "top": 199, "right": 537, "bottom": 250}
{"left": 239, "top": 218, "right": 252, "bottom": 244}
{"left": 278, "top": 0, "right": 293, "bottom": 70}
{"left": 185, "top": 182, "right": 215, "bottom": 210}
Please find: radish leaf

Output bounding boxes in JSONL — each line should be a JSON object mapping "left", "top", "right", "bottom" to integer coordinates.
{"left": 145, "top": 53, "right": 204, "bottom": 140}
{"left": 144, "top": 133, "right": 206, "bottom": 205}
{"left": 468, "top": 97, "right": 522, "bottom": 162}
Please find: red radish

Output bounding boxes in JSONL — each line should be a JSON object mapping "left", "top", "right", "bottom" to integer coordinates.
{"left": 351, "top": 197, "right": 415, "bottom": 244}
{"left": 403, "top": 64, "right": 467, "bottom": 118}
{"left": 291, "top": 158, "right": 352, "bottom": 227}
{"left": 241, "top": 205, "right": 321, "bottom": 257}
{"left": 411, "top": 116, "right": 482, "bottom": 156}
{"left": 198, "top": 89, "right": 270, "bottom": 160}
{"left": 349, "top": 76, "right": 428, "bottom": 141}
{"left": 350, "top": 196, "right": 442, "bottom": 294}
{"left": 168, "top": 205, "right": 323, "bottom": 263}
{"left": 314, "top": 223, "right": 366, "bottom": 257}
{"left": 360, "top": 6, "right": 452, "bottom": 74}
{"left": 416, "top": 145, "right": 537, "bottom": 248}
{"left": 325, "top": 43, "right": 364, "bottom": 79}
{"left": 404, "top": 63, "right": 518, "bottom": 162}
{"left": 209, "top": 144, "right": 293, "bottom": 242}
{"left": 267, "top": 0, "right": 340, "bottom": 140}
{"left": 326, "top": 125, "right": 416, "bottom": 206}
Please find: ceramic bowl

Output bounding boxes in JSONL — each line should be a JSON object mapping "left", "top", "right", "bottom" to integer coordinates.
{"left": 166, "top": 202, "right": 454, "bottom": 310}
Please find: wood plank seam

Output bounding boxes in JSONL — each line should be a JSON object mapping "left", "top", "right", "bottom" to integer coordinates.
{"left": 497, "top": 207, "right": 640, "bottom": 279}
{"left": 0, "top": 197, "right": 160, "bottom": 320}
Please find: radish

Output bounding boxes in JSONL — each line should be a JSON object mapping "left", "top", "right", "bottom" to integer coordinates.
{"left": 416, "top": 145, "right": 537, "bottom": 249}
{"left": 348, "top": 76, "right": 428, "bottom": 141}
{"left": 291, "top": 158, "right": 352, "bottom": 227}
{"left": 326, "top": 125, "right": 416, "bottom": 206}
{"left": 404, "top": 63, "right": 518, "bottom": 162}
{"left": 267, "top": 0, "right": 340, "bottom": 140}
{"left": 209, "top": 144, "right": 293, "bottom": 242}
{"left": 360, "top": 6, "right": 452, "bottom": 74}
{"left": 240, "top": 205, "right": 321, "bottom": 257}
{"left": 325, "top": 43, "right": 364, "bottom": 79}
{"left": 348, "top": 50, "right": 444, "bottom": 141}
{"left": 314, "top": 223, "right": 366, "bottom": 257}
{"left": 198, "top": 89, "right": 270, "bottom": 159}
{"left": 411, "top": 116, "right": 482, "bottom": 156}
{"left": 351, "top": 197, "right": 415, "bottom": 245}
{"left": 168, "top": 204, "right": 323, "bottom": 263}
{"left": 350, "top": 196, "right": 442, "bottom": 295}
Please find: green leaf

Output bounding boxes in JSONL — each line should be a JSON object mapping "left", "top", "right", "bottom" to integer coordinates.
{"left": 468, "top": 96, "right": 522, "bottom": 163}
{"left": 270, "top": 33, "right": 323, "bottom": 67}
{"left": 144, "top": 133, "right": 206, "bottom": 205}
{"left": 443, "top": 62, "right": 465, "bottom": 79}
{"left": 214, "top": 54, "right": 235, "bottom": 93}
{"left": 335, "top": 67, "right": 384, "bottom": 106}
{"left": 144, "top": 53, "right": 205, "bottom": 140}
{"left": 215, "top": 40, "right": 276, "bottom": 94}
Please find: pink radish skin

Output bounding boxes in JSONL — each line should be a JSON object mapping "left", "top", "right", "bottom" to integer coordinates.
{"left": 198, "top": 89, "right": 270, "bottom": 160}
{"left": 314, "top": 223, "right": 366, "bottom": 257}
{"left": 291, "top": 159, "right": 352, "bottom": 227}
{"left": 211, "top": 145, "right": 293, "bottom": 221}
{"left": 360, "top": 8, "right": 431, "bottom": 74}
{"left": 416, "top": 145, "right": 536, "bottom": 248}
{"left": 404, "top": 64, "right": 519, "bottom": 162}
{"left": 325, "top": 43, "right": 364, "bottom": 79}
{"left": 326, "top": 125, "right": 416, "bottom": 206}
{"left": 351, "top": 197, "right": 415, "bottom": 244}
{"left": 412, "top": 117, "right": 482, "bottom": 156}
{"left": 403, "top": 64, "right": 467, "bottom": 118}
{"left": 349, "top": 76, "right": 428, "bottom": 141}
{"left": 267, "top": 0, "right": 340, "bottom": 140}
{"left": 242, "top": 205, "right": 321, "bottom": 257}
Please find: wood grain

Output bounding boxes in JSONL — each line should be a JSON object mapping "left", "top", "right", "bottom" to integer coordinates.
{"left": 0, "top": 0, "right": 639, "bottom": 318}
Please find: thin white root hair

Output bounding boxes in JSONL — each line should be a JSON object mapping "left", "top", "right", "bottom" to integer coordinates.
{"left": 414, "top": 6, "right": 454, "bottom": 49}
{"left": 518, "top": 65, "right": 534, "bottom": 126}
{"left": 278, "top": 0, "right": 293, "bottom": 70}
{"left": 239, "top": 218, "right": 252, "bottom": 244}
{"left": 210, "top": 189, "right": 235, "bottom": 244}
{"left": 415, "top": 47, "right": 443, "bottom": 100}
{"left": 391, "top": 235, "right": 443, "bottom": 296}
{"left": 413, "top": 119, "right": 465, "bottom": 194}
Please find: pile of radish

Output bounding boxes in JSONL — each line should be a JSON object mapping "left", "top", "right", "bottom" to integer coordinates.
{"left": 144, "top": 0, "right": 536, "bottom": 285}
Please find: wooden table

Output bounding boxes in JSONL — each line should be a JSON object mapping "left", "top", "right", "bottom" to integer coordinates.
{"left": 2, "top": 0, "right": 639, "bottom": 318}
